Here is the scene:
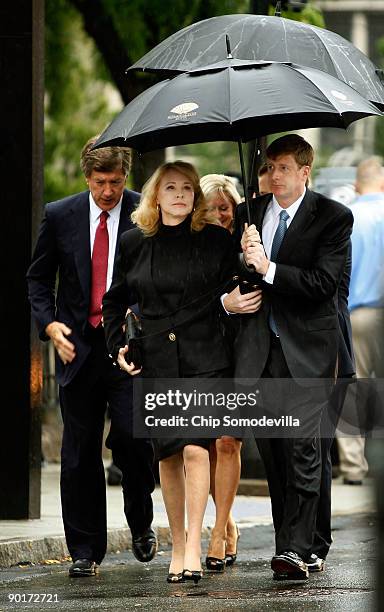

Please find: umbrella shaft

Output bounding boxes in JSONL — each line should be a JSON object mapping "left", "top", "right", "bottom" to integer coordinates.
{"left": 238, "top": 141, "right": 251, "bottom": 226}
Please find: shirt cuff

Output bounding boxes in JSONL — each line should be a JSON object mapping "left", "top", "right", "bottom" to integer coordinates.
{"left": 221, "top": 293, "right": 237, "bottom": 315}
{"left": 263, "top": 262, "right": 276, "bottom": 284}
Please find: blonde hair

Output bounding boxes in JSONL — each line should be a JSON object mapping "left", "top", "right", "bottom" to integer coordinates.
{"left": 200, "top": 174, "right": 242, "bottom": 207}
{"left": 132, "top": 161, "right": 209, "bottom": 236}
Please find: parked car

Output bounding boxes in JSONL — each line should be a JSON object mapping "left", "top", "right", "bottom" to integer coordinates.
{"left": 312, "top": 166, "right": 356, "bottom": 205}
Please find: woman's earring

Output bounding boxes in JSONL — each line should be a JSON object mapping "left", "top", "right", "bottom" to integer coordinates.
{"left": 156, "top": 203, "right": 160, "bottom": 211}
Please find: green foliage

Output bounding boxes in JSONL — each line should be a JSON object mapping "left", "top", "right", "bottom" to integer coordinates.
{"left": 45, "top": 0, "right": 118, "bottom": 202}
{"left": 176, "top": 141, "right": 242, "bottom": 180}
{"left": 45, "top": 0, "right": 249, "bottom": 199}
{"left": 271, "top": 3, "right": 325, "bottom": 27}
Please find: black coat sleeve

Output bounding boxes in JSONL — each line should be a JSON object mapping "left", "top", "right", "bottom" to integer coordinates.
{"left": 26, "top": 204, "right": 59, "bottom": 340}
{"left": 102, "top": 233, "right": 139, "bottom": 360}
{"left": 273, "top": 206, "right": 353, "bottom": 301}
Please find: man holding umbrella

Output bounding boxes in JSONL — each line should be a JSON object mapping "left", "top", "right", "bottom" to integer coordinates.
{"left": 234, "top": 134, "right": 353, "bottom": 580}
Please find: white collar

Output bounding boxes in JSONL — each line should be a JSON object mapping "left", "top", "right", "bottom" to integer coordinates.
{"left": 89, "top": 193, "right": 123, "bottom": 222}
{"left": 271, "top": 188, "right": 306, "bottom": 219}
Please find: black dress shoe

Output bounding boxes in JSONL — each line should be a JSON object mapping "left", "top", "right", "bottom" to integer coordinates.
{"left": 106, "top": 462, "right": 122, "bottom": 486}
{"left": 131, "top": 527, "right": 157, "bottom": 562}
{"left": 307, "top": 553, "right": 325, "bottom": 573}
{"left": 69, "top": 559, "right": 97, "bottom": 577}
{"left": 343, "top": 477, "right": 363, "bottom": 485}
{"left": 271, "top": 551, "right": 309, "bottom": 580}
{"left": 273, "top": 570, "right": 309, "bottom": 581}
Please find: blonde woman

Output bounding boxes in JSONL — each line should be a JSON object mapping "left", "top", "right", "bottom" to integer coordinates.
{"left": 103, "top": 161, "right": 236, "bottom": 584}
{"left": 200, "top": 173, "right": 242, "bottom": 232}
{"left": 200, "top": 173, "right": 260, "bottom": 571}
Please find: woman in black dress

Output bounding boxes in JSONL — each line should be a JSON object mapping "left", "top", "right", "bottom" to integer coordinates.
{"left": 102, "top": 161, "right": 236, "bottom": 584}
{"left": 200, "top": 174, "right": 263, "bottom": 570}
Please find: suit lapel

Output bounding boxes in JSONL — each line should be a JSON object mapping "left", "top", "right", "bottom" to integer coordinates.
{"left": 277, "top": 189, "right": 317, "bottom": 261}
{"left": 71, "top": 192, "right": 91, "bottom": 303}
{"left": 70, "top": 189, "right": 139, "bottom": 305}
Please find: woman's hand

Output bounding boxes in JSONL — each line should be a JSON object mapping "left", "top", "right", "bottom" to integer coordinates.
{"left": 117, "top": 345, "right": 142, "bottom": 376}
{"left": 223, "top": 286, "right": 262, "bottom": 314}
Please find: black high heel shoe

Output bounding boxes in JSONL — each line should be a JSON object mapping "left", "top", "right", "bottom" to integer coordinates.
{"left": 182, "top": 569, "right": 203, "bottom": 584}
{"left": 225, "top": 525, "right": 240, "bottom": 567}
{"left": 206, "top": 532, "right": 226, "bottom": 572}
{"left": 167, "top": 572, "right": 184, "bottom": 583}
{"left": 205, "top": 556, "right": 226, "bottom": 572}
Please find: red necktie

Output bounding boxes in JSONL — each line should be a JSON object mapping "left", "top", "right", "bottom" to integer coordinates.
{"left": 88, "top": 211, "right": 109, "bottom": 327}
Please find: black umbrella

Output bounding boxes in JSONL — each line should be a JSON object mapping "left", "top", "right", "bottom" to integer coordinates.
{"left": 128, "top": 14, "right": 384, "bottom": 110}
{"left": 95, "top": 61, "right": 382, "bottom": 222}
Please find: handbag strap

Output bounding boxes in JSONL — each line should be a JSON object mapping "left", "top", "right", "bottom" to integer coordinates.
{"left": 136, "top": 276, "right": 236, "bottom": 341}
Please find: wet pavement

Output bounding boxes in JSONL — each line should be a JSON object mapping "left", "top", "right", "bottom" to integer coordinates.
{"left": 0, "top": 514, "right": 377, "bottom": 611}
{"left": 0, "top": 464, "right": 375, "bottom": 569}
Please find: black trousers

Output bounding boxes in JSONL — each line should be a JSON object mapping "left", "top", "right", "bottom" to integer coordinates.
{"left": 312, "top": 378, "right": 351, "bottom": 559}
{"left": 59, "top": 327, "right": 155, "bottom": 564}
{"left": 255, "top": 335, "right": 323, "bottom": 562}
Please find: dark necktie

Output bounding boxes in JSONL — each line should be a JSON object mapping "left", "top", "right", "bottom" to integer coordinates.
{"left": 269, "top": 210, "right": 289, "bottom": 336}
{"left": 88, "top": 211, "right": 109, "bottom": 328}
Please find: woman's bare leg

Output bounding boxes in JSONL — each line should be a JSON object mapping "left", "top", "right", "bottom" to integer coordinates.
{"left": 159, "top": 452, "right": 186, "bottom": 575}
{"left": 208, "top": 437, "right": 242, "bottom": 561}
{"left": 183, "top": 444, "right": 210, "bottom": 571}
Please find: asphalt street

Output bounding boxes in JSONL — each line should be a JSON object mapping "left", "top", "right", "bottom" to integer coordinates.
{"left": 0, "top": 513, "right": 377, "bottom": 612}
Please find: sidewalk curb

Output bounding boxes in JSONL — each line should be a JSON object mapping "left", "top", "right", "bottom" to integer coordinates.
{"left": 0, "top": 526, "right": 214, "bottom": 569}
{"left": 237, "top": 479, "right": 270, "bottom": 496}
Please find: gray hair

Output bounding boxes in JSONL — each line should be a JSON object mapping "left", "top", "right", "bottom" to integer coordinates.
{"left": 80, "top": 135, "right": 132, "bottom": 178}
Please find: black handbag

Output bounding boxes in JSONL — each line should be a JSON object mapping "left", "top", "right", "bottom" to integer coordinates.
{"left": 124, "top": 310, "right": 142, "bottom": 369}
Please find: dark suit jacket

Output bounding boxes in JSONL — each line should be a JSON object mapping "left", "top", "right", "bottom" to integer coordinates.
{"left": 233, "top": 189, "right": 354, "bottom": 380}
{"left": 102, "top": 223, "right": 236, "bottom": 378}
{"left": 27, "top": 188, "right": 139, "bottom": 386}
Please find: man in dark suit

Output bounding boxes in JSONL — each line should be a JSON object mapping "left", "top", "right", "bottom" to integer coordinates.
{"left": 233, "top": 134, "right": 353, "bottom": 580}
{"left": 27, "top": 137, "right": 156, "bottom": 577}
{"left": 309, "top": 243, "right": 355, "bottom": 571}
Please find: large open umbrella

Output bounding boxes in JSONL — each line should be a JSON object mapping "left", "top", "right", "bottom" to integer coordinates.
{"left": 128, "top": 14, "right": 384, "bottom": 109}
{"left": 94, "top": 60, "right": 382, "bottom": 221}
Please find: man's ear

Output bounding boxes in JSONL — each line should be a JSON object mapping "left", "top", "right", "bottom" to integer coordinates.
{"left": 302, "top": 165, "right": 311, "bottom": 180}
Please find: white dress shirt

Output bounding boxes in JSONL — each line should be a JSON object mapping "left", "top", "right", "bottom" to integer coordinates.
{"left": 89, "top": 195, "right": 122, "bottom": 291}
{"left": 263, "top": 189, "right": 306, "bottom": 284}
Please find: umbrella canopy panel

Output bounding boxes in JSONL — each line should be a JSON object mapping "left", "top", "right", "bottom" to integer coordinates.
{"left": 128, "top": 14, "right": 384, "bottom": 109}
{"left": 95, "top": 62, "right": 382, "bottom": 154}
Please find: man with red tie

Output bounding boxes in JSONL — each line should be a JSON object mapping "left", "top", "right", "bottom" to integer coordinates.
{"left": 27, "top": 137, "right": 156, "bottom": 577}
